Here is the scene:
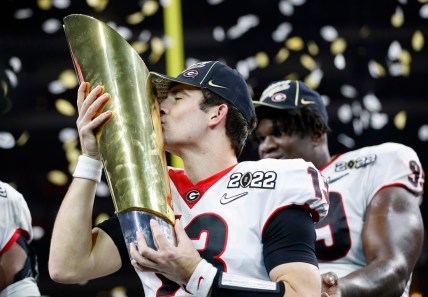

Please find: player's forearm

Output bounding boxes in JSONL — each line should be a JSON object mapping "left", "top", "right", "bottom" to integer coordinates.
{"left": 338, "top": 259, "right": 410, "bottom": 297}
{"left": 49, "top": 178, "right": 98, "bottom": 283}
{"left": 270, "top": 262, "right": 321, "bottom": 297}
{"left": 280, "top": 268, "right": 321, "bottom": 297}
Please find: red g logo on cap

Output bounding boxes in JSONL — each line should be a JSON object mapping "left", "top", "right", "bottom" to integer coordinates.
{"left": 271, "top": 92, "right": 287, "bottom": 102}
{"left": 182, "top": 69, "right": 199, "bottom": 78}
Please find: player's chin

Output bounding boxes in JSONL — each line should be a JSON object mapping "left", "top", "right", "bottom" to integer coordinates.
{"left": 164, "top": 142, "right": 180, "bottom": 156}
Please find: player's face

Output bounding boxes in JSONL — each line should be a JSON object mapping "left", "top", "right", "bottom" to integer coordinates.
{"left": 255, "top": 118, "right": 316, "bottom": 162}
{"left": 159, "top": 83, "right": 209, "bottom": 154}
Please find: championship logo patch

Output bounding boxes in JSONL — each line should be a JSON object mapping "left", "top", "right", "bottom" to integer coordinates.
{"left": 335, "top": 154, "right": 377, "bottom": 172}
{"left": 227, "top": 171, "right": 277, "bottom": 189}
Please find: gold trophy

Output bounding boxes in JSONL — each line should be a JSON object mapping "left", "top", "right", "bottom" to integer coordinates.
{"left": 63, "top": 14, "right": 176, "bottom": 251}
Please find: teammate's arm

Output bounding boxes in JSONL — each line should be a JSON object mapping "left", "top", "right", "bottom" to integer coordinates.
{"left": 331, "top": 186, "right": 424, "bottom": 297}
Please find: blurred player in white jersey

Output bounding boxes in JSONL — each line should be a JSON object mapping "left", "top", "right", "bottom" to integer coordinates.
{"left": 49, "top": 61, "right": 329, "bottom": 297}
{"left": 0, "top": 180, "right": 41, "bottom": 297}
{"left": 253, "top": 80, "right": 425, "bottom": 297}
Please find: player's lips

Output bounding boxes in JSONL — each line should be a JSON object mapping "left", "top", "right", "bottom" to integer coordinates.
{"left": 263, "top": 152, "right": 284, "bottom": 159}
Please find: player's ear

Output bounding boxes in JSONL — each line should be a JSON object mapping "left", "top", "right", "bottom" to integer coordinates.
{"left": 312, "top": 132, "right": 326, "bottom": 146}
{"left": 209, "top": 104, "right": 228, "bottom": 128}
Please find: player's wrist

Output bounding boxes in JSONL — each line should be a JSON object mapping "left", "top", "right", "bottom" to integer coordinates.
{"left": 184, "top": 258, "right": 217, "bottom": 297}
{"left": 73, "top": 155, "right": 103, "bottom": 183}
{"left": 211, "top": 271, "right": 285, "bottom": 297}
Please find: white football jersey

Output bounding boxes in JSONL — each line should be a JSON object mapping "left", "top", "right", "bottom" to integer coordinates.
{"left": 136, "top": 158, "right": 329, "bottom": 296}
{"left": 316, "top": 143, "right": 424, "bottom": 297}
{"left": 0, "top": 181, "right": 33, "bottom": 253}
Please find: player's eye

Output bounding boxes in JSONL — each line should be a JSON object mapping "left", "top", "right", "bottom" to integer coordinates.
{"left": 255, "top": 135, "right": 266, "bottom": 143}
{"left": 272, "top": 131, "right": 283, "bottom": 137}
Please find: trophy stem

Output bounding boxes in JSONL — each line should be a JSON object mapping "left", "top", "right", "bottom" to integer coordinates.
{"left": 117, "top": 210, "right": 176, "bottom": 253}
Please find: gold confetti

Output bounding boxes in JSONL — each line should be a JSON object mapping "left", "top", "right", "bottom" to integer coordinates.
{"left": 286, "top": 36, "right": 304, "bottom": 51}
{"left": 142, "top": 0, "right": 159, "bottom": 16}
{"left": 37, "top": 0, "right": 52, "bottom": 10}
{"left": 148, "top": 37, "right": 165, "bottom": 63}
{"left": 55, "top": 99, "right": 76, "bottom": 117}
{"left": 331, "top": 37, "right": 347, "bottom": 55}
{"left": 16, "top": 131, "right": 30, "bottom": 146}
{"left": 391, "top": 6, "right": 404, "bottom": 28}
{"left": 300, "top": 54, "right": 316, "bottom": 71}
{"left": 86, "top": 0, "right": 109, "bottom": 12}
{"left": 394, "top": 111, "right": 407, "bottom": 129}
{"left": 1, "top": 80, "right": 8, "bottom": 96}
{"left": 47, "top": 170, "right": 69, "bottom": 186}
{"left": 285, "top": 73, "right": 299, "bottom": 81}
{"left": 127, "top": 11, "right": 145, "bottom": 25}
{"left": 304, "top": 76, "right": 320, "bottom": 90}
{"left": 402, "top": 64, "right": 410, "bottom": 76}
{"left": 399, "top": 49, "right": 411, "bottom": 65}
{"left": 59, "top": 69, "right": 78, "bottom": 89}
{"left": 255, "top": 52, "right": 269, "bottom": 68}
{"left": 132, "top": 41, "right": 149, "bottom": 54}
{"left": 275, "top": 48, "right": 289, "bottom": 64}
{"left": 95, "top": 213, "right": 111, "bottom": 225}
{"left": 412, "top": 30, "right": 425, "bottom": 51}
{"left": 368, "top": 60, "right": 386, "bottom": 78}
{"left": 307, "top": 41, "right": 319, "bottom": 56}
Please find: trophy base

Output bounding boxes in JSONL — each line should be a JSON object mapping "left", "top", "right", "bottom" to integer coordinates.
{"left": 117, "top": 210, "right": 176, "bottom": 253}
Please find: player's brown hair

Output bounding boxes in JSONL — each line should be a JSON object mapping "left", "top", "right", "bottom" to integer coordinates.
{"left": 200, "top": 88, "right": 257, "bottom": 156}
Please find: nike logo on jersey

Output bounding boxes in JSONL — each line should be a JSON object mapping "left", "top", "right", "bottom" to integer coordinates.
{"left": 197, "top": 276, "right": 204, "bottom": 289}
{"left": 220, "top": 192, "right": 248, "bottom": 204}
{"left": 208, "top": 80, "right": 227, "bottom": 89}
{"left": 327, "top": 172, "right": 349, "bottom": 184}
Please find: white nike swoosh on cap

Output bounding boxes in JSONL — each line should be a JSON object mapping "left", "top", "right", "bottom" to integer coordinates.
{"left": 301, "top": 98, "right": 315, "bottom": 105}
{"left": 208, "top": 80, "right": 227, "bottom": 88}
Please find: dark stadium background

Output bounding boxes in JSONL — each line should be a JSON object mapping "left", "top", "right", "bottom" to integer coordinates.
{"left": 1, "top": 0, "right": 427, "bottom": 296}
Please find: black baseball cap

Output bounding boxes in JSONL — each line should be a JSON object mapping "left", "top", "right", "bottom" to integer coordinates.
{"left": 150, "top": 61, "right": 255, "bottom": 124}
{"left": 253, "top": 80, "right": 328, "bottom": 123}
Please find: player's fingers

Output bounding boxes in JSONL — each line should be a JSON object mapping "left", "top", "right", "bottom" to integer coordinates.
{"left": 76, "top": 81, "right": 89, "bottom": 113}
{"left": 150, "top": 219, "right": 171, "bottom": 249}
{"left": 174, "top": 219, "right": 187, "bottom": 243}
{"left": 129, "top": 241, "right": 157, "bottom": 271}
{"left": 79, "top": 93, "right": 111, "bottom": 128}
{"left": 322, "top": 272, "right": 338, "bottom": 286}
{"left": 80, "top": 85, "right": 105, "bottom": 116}
{"left": 131, "top": 238, "right": 157, "bottom": 263}
{"left": 136, "top": 230, "right": 151, "bottom": 252}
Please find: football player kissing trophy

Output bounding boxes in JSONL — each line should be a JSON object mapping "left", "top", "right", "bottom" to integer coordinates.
{"left": 63, "top": 14, "right": 176, "bottom": 252}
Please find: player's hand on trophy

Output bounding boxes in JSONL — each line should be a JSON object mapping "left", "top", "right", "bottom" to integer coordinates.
{"left": 129, "top": 219, "right": 201, "bottom": 286}
{"left": 76, "top": 81, "right": 112, "bottom": 160}
{"left": 321, "top": 271, "right": 341, "bottom": 297}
